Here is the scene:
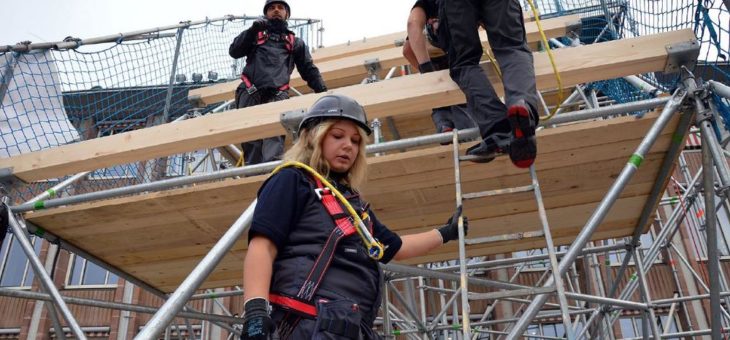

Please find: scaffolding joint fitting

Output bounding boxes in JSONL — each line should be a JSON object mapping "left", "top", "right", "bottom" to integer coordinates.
{"left": 280, "top": 108, "right": 308, "bottom": 140}
{"left": 664, "top": 39, "right": 700, "bottom": 74}
{"left": 364, "top": 58, "right": 381, "bottom": 82}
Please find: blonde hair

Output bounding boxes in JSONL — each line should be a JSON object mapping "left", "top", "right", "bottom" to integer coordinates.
{"left": 283, "top": 119, "right": 369, "bottom": 189}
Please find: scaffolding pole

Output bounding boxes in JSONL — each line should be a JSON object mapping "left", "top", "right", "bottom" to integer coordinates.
{"left": 506, "top": 86, "right": 687, "bottom": 339}
{"left": 135, "top": 200, "right": 256, "bottom": 339}
{"left": 3, "top": 200, "right": 87, "bottom": 340}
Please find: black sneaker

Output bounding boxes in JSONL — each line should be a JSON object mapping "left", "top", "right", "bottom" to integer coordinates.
{"left": 507, "top": 101, "right": 537, "bottom": 168}
{"left": 465, "top": 132, "right": 510, "bottom": 163}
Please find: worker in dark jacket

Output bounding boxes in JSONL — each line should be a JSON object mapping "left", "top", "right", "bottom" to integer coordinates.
{"left": 439, "top": 0, "right": 539, "bottom": 168}
{"left": 403, "top": 0, "right": 477, "bottom": 141}
{"left": 240, "top": 94, "right": 468, "bottom": 339}
{"left": 229, "top": 0, "right": 327, "bottom": 165}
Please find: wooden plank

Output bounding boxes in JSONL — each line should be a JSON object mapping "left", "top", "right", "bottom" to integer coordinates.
{"left": 189, "top": 15, "right": 582, "bottom": 104}
{"left": 23, "top": 110, "right": 685, "bottom": 291}
{"left": 0, "top": 29, "right": 696, "bottom": 183}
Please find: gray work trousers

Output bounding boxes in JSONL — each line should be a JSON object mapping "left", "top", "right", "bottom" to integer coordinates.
{"left": 440, "top": 0, "right": 539, "bottom": 139}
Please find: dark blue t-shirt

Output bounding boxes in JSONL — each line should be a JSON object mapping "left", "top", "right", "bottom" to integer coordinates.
{"left": 249, "top": 167, "right": 403, "bottom": 263}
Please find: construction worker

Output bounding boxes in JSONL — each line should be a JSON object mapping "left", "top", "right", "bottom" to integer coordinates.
{"left": 229, "top": 0, "right": 327, "bottom": 165}
{"left": 241, "top": 94, "right": 468, "bottom": 339}
{"left": 439, "top": 0, "right": 539, "bottom": 168}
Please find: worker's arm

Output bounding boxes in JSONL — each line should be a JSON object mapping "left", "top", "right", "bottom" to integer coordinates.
{"left": 394, "top": 229, "right": 443, "bottom": 260}
{"left": 229, "top": 18, "right": 268, "bottom": 59}
{"left": 229, "top": 29, "right": 256, "bottom": 59}
{"left": 402, "top": 39, "right": 420, "bottom": 71}
{"left": 406, "top": 6, "right": 433, "bottom": 72}
{"left": 393, "top": 207, "right": 467, "bottom": 261}
{"left": 243, "top": 235, "right": 278, "bottom": 301}
{"left": 294, "top": 39, "right": 327, "bottom": 93}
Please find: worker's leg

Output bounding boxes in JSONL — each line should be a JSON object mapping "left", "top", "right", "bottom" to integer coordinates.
{"left": 479, "top": 0, "right": 539, "bottom": 114}
{"left": 236, "top": 86, "right": 266, "bottom": 165}
{"left": 431, "top": 106, "right": 455, "bottom": 133}
{"left": 441, "top": 0, "right": 511, "bottom": 158}
{"left": 479, "top": 0, "right": 538, "bottom": 167}
{"left": 450, "top": 104, "right": 477, "bottom": 130}
{"left": 259, "top": 90, "right": 291, "bottom": 163}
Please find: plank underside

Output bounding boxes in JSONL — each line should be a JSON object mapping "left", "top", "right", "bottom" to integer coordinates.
{"left": 0, "top": 29, "right": 697, "bottom": 183}
{"left": 25, "top": 110, "right": 685, "bottom": 292}
{"left": 188, "top": 15, "right": 581, "bottom": 104}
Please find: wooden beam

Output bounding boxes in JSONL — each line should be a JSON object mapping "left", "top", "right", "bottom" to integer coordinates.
{"left": 189, "top": 15, "right": 581, "bottom": 105}
{"left": 23, "top": 109, "right": 684, "bottom": 291}
{"left": 0, "top": 29, "right": 697, "bottom": 182}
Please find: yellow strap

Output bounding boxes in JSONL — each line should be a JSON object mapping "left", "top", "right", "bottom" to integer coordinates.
{"left": 526, "top": 0, "right": 565, "bottom": 122}
{"left": 270, "top": 161, "right": 385, "bottom": 260}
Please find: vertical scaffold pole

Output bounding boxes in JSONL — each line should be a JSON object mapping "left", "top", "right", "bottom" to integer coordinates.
{"left": 3, "top": 199, "right": 88, "bottom": 340}
{"left": 451, "top": 130, "right": 471, "bottom": 338}
{"left": 529, "top": 165, "right": 575, "bottom": 338}
{"left": 135, "top": 199, "right": 257, "bottom": 340}
{"left": 162, "top": 26, "right": 186, "bottom": 122}
{"left": 505, "top": 86, "right": 687, "bottom": 339}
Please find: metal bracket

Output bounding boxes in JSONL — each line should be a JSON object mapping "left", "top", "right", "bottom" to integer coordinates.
{"left": 280, "top": 108, "right": 308, "bottom": 139}
{"left": 664, "top": 40, "right": 700, "bottom": 74}
{"left": 364, "top": 58, "right": 382, "bottom": 81}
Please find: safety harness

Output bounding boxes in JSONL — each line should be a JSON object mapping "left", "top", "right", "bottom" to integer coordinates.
{"left": 266, "top": 162, "right": 383, "bottom": 339}
{"left": 240, "top": 30, "right": 296, "bottom": 95}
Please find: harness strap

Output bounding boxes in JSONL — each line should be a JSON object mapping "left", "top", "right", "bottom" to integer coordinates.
{"left": 240, "top": 31, "right": 294, "bottom": 94}
{"left": 269, "top": 293, "right": 317, "bottom": 317}
{"left": 272, "top": 176, "right": 357, "bottom": 339}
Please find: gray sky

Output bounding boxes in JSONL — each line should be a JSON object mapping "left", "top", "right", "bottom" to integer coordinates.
{"left": 0, "top": 0, "right": 414, "bottom": 48}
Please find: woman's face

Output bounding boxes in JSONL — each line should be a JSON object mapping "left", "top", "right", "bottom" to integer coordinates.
{"left": 322, "top": 119, "right": 362, "bottom": 173}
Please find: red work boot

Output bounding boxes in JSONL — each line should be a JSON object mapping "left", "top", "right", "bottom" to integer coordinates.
{"left": 507, "top": 101, "right": 537, "bottom": 168}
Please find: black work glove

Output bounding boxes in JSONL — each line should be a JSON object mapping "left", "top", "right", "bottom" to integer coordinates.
{"left": 438, "top": 206, "right": 468, "bottom": 244}
{"left": 418, "top": 60, "right": 436, "bottom": 73}
{"left": 241, "top": 298, "right": 274, "bottom": 340}
{"left": 250, "top": 18, "right": 269, "bottom": 32}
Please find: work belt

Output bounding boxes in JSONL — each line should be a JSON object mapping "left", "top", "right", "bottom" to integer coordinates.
{"left": 240, "top": 74, "right": 290, "bottom": 95}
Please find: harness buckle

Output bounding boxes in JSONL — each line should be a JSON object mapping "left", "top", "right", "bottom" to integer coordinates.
{"left": 246, "top": 84, "right": 258, "bottom": 95}
{"left": 314, "top": 187, "right": 330, "bottom": 200}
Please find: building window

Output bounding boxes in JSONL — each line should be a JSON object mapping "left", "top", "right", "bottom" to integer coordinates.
{"left": 619, "top": 315, "right": 680, "bottom": 339}
{"left": 66, "top": 254, "right": 118, "bottom": 287}
{"left": 0, "top": 232, "right": 42, "bottom": 288}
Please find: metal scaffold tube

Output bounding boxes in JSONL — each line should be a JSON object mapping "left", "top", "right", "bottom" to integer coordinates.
{"left": 0, "top": 15, "right": 321, "bottom": 52}
{"left": 3, "top": 200, "right": 87, "bottom": 340}
{"left": 451, "top": 130, "right": 471, "bottom": 338}
{"left": 506, "top": 86, "right": 687, "bottom": 339}
{"left": 135, "top": 199, "right": 257, "bottom": 339}
{"left": 0, "top": 288, "right": 243, "bottom": 324}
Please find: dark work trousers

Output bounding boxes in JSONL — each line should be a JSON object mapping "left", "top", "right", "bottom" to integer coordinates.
{"left": 235, "top": 86, "right": 289, "bottom": 165}
{"left": 431, "top": 104, "right": 477, "bottom": 133}
{"left": 440, "top": 0, "right": 539, "bottom": 140}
